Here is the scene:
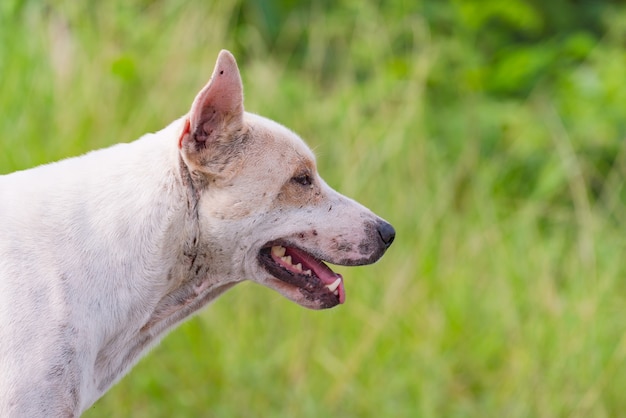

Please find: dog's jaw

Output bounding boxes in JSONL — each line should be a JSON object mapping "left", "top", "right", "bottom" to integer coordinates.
{"left": 258, "top": 244, "right": 346, "bottom": 309}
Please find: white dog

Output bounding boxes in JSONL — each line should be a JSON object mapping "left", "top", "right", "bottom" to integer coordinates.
{"left": 0, "top": 50, "right": 394, "bottom": 416}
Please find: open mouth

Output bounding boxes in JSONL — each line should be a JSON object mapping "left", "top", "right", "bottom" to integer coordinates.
{"left": 258, "top": 244, "right": 346, "bottom": 308}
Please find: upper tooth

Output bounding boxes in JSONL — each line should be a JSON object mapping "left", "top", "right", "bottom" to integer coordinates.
{"left": 281, "top": 255, "right": 292, "bottom": 265}
{"left": 272, "top": 246, "right": 286, "bottom": 257}
{"left": 326, "top": 277, "right": 342, "bottom": 293}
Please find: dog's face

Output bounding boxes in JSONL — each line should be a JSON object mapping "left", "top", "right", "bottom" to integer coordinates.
{"left": 178, "top": 51, "right": 394, "bottom": 309}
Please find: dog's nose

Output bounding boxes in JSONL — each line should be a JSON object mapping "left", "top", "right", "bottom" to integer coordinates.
{"left": 377, "top": 221, "right": 395, "bottom": 249}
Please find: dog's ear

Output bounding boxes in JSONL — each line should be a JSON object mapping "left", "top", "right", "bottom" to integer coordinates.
{"left": 178, "top": 50, "right": 245, "bottom": 175}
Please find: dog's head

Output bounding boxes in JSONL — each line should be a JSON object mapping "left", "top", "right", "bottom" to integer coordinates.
{"left": 177, "top": 50, "right": 394, "bottom": 309}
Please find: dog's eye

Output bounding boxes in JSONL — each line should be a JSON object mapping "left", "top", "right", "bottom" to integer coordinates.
{"left": 292, "top": 174, "right": 312, "bottom": 186}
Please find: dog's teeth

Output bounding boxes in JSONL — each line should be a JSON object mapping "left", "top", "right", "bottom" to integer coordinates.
{"left": 333, "top": 290, "right": 339, "bottom": 296}
{"left": 326, "top": 277, "right": 342, "bottom": 293}
{"left": 271, "top": 246, "right": 286, "bottom": 257}
{"left": 294, "top": 263, "right": 302, "bottom": 272}
{"left": 281, "top": 255, "right": 292, "bottom": 265}
{"left": 304, "top": 269, "right": 312, "bottom": 276}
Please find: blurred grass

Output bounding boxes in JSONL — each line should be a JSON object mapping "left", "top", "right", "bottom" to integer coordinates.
{"left": 2, "top": 1, "right": 626, "bottom": 417}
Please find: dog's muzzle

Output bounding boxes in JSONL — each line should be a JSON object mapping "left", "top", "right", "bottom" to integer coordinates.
{"left": 257, "top": 218, "right": 395, "bottom": 309}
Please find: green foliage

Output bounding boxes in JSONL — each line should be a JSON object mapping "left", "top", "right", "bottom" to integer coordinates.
{"left": 2, "top": 0, "right": 626, "bottom": 417}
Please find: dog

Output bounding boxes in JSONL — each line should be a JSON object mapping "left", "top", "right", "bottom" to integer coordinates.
{"left": 0, "top": 50, "right": 394, "bottom": 416}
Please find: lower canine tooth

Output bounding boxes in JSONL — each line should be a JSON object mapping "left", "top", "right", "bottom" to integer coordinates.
{"left": 326, "top": 277, "right": 342, "bottom": 293}
{"left": 295, "top": 263, "right": 302, "bottom": 272}
{"left": 281, "top": 255, "right": 292, "bottom": 265}
{"left": 304, "top": 269, "right": 312, "bottom": 276}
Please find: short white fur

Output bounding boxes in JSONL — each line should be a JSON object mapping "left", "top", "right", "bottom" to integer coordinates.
{"left": 0, "top": 50, "right": 393, "bottom": 416}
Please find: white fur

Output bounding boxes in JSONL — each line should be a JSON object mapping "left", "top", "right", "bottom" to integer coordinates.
{"left": 0, "top": 50, "right": 393, "bottom": 416}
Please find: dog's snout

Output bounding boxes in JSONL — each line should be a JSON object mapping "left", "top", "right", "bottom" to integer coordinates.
{"left": 377, "top": 221, "right": 395, "bottom": 249}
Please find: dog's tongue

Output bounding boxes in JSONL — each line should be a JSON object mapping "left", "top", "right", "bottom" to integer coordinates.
{"left": 286, "top": 247, "right": 346, "bottom": 304}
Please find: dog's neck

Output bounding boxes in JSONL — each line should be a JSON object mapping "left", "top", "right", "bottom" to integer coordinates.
{"left": 135, "top": 155, "right": 233, "bottom": 334}
{"left": 86, "top": 124, "right": 242, "bottom": 405}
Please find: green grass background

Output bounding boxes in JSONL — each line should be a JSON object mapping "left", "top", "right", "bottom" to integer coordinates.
{"left": 2, "top": 1, "right": 626, "bottom": 416}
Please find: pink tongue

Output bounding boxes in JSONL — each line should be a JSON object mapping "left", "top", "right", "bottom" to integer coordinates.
{"left": 282, "top": 247, "right": 346, "bottom": 304}
{"left": 285, "top": 247, "right": 340, "bottom": 285}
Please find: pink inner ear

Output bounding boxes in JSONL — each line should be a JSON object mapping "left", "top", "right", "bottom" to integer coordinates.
{"left": 188, "top": 50, "right": 244, "bottom": 139}
{"left": 178, "top": 118, "right": 190, "bottom": 149}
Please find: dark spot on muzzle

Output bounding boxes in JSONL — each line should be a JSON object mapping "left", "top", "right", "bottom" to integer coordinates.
{"left": 343, "top": 220, "right": 395, "bottom": 266}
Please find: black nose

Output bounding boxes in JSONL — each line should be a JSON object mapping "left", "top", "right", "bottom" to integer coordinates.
{"left": 377, "top": 221, "right": 395, "bottom": 249}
